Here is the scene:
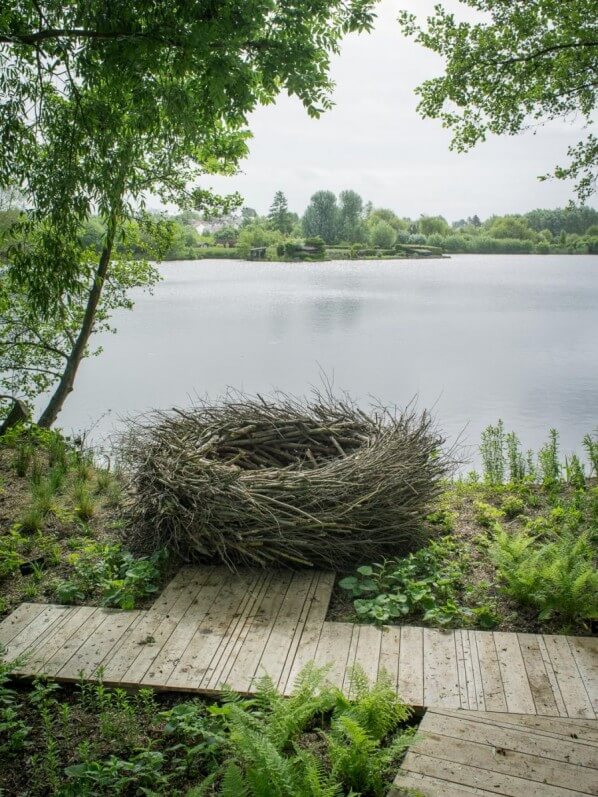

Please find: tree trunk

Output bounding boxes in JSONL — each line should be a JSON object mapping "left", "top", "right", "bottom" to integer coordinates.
{"left": 37, "top": 219, "right": 116, "bottom": 428}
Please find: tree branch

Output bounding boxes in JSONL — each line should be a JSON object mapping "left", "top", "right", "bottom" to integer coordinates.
{"left": 489, "top": 40, "right": 598, "bottom": 67}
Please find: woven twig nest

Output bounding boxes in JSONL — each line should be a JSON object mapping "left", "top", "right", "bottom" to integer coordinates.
{"left": 122, "top": 392, "right": 451, "bottom": 570}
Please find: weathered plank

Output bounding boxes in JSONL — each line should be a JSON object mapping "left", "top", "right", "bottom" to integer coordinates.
{"left": 474, "top": 631, "right": 507, "bottom": 711}
{"left": 314, "top": 622, "right": 356, "bottom": 689}
{"left": 391, "top": 708, "right": 598, "bottom": 797}
{"left": 568, "top": 635, "right": 598, "bottom": 715}
{"left": 494, "top": 631, "right": 535, "bottom": 714}
{"left": 166, "top": 571, "right": 261, "bottom": 690}
{"left": 543, "top": 634, "right": 595, "bottom": 719}
{"left": 253, "top": 571, "right": 317, "bottom": 686}
{"left": 397, "top": 626, "right": 424, "bottom": 707}
{"left": 423, "top": 628, "right": 460, "bottom": 709}
{"left": 518, "top": 633, "right": 560, "bottom": 716}
{"left": 58, "top": 609, "right": 142, "bottom": 680}
{"left": 379, "top": 625, "right": 401, "bottom": 689}
{"left": 0, "top": 602, "right": 47, "bottom": 648}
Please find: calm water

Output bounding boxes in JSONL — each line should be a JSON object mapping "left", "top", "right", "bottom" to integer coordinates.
{"left": 57, "top": 255, "right": 598, "bottom": 466}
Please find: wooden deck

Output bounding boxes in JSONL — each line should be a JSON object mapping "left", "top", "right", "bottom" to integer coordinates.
{"left": 389, "top": 708, "right": 598, "bottom": 796}
{"left": 0, "top": 566, "right": 596, "bottom": 719}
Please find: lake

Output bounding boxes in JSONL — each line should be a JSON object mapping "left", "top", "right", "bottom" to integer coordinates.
{"left": 57, "top": 254, "right": 598, "bottom": 467}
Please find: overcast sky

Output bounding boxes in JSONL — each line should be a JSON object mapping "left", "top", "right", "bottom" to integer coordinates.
{"left": 202, "top": 0, "right": 596, "bottom": 222}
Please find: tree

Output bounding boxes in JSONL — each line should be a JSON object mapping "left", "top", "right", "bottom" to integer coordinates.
{"left": 268, "top": 191, "right": 293, "bottom": 234}
{"left": 236, "top": 221, "right": 281, "bottom": 258}
{"left": 488, "top": 216, "right": 534, "bottom": 240}
{"left": 338, "top": 189, "right": 367, "bottom": 243}
{"left": 302, "top": 191, "right": 340, "bottom": 244}
{"left": 0, "top": 254, "right": 159, "bottom": 408}
{"left": 419, "top": 215, "right": 450, "bottom": 236}
{"left": 370, "top": 220, "right": 397, "bottom": 248}
{"left": 0, "top": 1, "right": 375, "bottom": 425}
{"left": 399, "top": 1, "right": 598, "bottom": 201}
{"left": 213, "top": 226, "right": 239, "bottom": 247}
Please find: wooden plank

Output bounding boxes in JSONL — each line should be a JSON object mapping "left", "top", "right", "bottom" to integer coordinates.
{"left": 279, "top": 575, "right": 333, "bottom": 695}
{"left": 167, "top": 570, "right": 262, "bottom": 689}
{"left": 58, "top": 609, "right": 141, "bottom": 680}
{"left": 13, "top": 605, "right": 94, "bottom": 675}
{"left": 3, "top": 605, "right": 72, "bottom": 662}
{"left": 341, "top": 622, "right": 360, "bottom": 694}
{"left": 474, "top": 631, "right": 507, "bottom": 712}
{"left": 423, "top": 628, "right": 460, "bottom": 709}
{"left": 0, "top": 603, "right": 46, "bottom": 647}
{"left": 9, "top": 605, "right": 79, "bottom": 672}
{"left": 422, "top": 710, "right": 598, "bottom": 769}
{"left": 398, "top": 626, "right": 424, "bottom": 707}
{"left": 390, "top": 770, "right": 495, "bottom": 796}
{"left": 351, "top": 624, "right": 382, "bottom": 690}
{"left": 568, "top": 635, "right": 598, "bottom": 714}
{"left": 412, "top": 730, "right": 598, "bottom": 795}
{"left": 494, "top": 632, "right": 535, "bottom": 714}
{"left": 101, "top": 567, "right": 213, "bottom": 679}
{"left": 275, "top": 573, "right": 320, "bottom": 692}
{"left": 543, "top": 634, "right": 595, "bottom": 719}
{"left": 461, "top": 629, "right": 483, "bottom": 711}
{"left": 403, "top": 751, "right": 586, "bottom": 797}
{"left": 139, "top": 569, "right": 229, "bottom": 687}
{"left": 439, "top": 708, "right": 598, "bottom": 745}
{"left": 224, "top": 571, "right": 293, "bottom": 692}
{"left": 203, "top": 573, "right": 271, "bottom": 691}
{"left": 314, "top": 622, "right": 356, "bottom": 689}
{"left": 379, "top": 625, "right": 401, "bottom": 689}
{"left": 537, "top": 634, "right": 568, "bottom": 717}
{"left": 41, "top": 608, "right": 107, "bottom": 676}
{"left": 518, "top": 633, "right": 560, "bottom": 716}
{"left": 454, "top": 630, "right": 468, "bottom": 710}
{"left": 121, "top": 567, "right": 225, "bottom": 686}
{"left": 253, "top": 571, "right": 316, "bottom": 686}
{"left": 303, "top": 571, "right": 335, "bottom": 625}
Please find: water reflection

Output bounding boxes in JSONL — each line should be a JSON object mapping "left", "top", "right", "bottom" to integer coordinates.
{"left": 54, "top": 255, "right": 598, "bottom": 465}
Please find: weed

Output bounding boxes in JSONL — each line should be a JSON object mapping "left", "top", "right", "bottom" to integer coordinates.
{"left": 17, "top": 505, "right": 45, "bottom": 534}
{"left": 72, "top": 481, "right": 96, "bottom": 520}
{"left": 480, "top": 420, "right": 505, "bottom": 485}
{"left": 565, "top": 454, "right": 586, "bottom": 489}
{"left": 94, "top": 470, "right": 113, "bottom": 495}
{"left": 12, "top": 444, "right": 33, "bottom": 477}
{"left": 339, "top": 537, "right": 479, "bottom": 627}
{"left": 473, "top": 500, "right": 505, "bottom": 528}
{"left": 538, "top": 429, "right": 560, "bottom": 487}
{"left": 583, "top": 433, "right": 598, "bottom": 475}
{"left": 505, "top": 432, "right": 525, "bottom": 482}
{"left": 500, "top": 495, "right": 525, "bottom": 519}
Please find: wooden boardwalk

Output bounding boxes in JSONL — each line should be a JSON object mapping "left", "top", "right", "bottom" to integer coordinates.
{"left": 0, "top": 567, "right": 598, "bottom": 719}
{"left": 2, "top": 566, "right": 597, "bottom": 795}
{"left": 390, "top": 708, "right": 598, "bottom": 796}
{"left": 0, "top": 566, "right": 596, "bottom": 719}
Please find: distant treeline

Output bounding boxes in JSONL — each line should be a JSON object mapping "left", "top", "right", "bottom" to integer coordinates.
{"left": 2, "top": 194, "right": 598, "bottom": 262}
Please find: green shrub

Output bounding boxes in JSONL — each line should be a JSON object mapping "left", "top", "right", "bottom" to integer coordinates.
{"left": 339, "top": 537, "right": 478, "bottom": 627}
{"left": 12, "top": 444, "right": 33, "bottom": 477}
{"left": 492, "top": 527, "right": 598, "bottom": 625}
{"left": 500, "top": 495, "right": 525, "bottom": 519}
{"left": 583, "top": 434, "right": 598, "bottom": 475}
{"left": 197, "top": 665, "right": 414, "bottom": 797}
{"left": 473, "top": 500, "right": 504, "bottom": 528}
{"left": 55, "top": 545, "right": 164, "bottom": 609}
{"left": 479, "top": 420, "right": 505, "bottom": 485}
{"left": 538, "top": 429, "right": 560, "bottom": 486}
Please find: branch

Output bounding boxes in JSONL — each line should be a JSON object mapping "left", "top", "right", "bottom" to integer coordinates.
{"left": 489, "top": 40, "right": 598, "bottom": 67}
{"left": 1, "top": 338, "right": 68, "bottom": 359}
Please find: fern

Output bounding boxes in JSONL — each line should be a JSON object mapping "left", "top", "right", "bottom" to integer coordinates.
{"left": 492, "top": 528, "right": 598, "bottom": 625}
{"left": 220, "top": 763, "right": 249, "bottom": 797}
{"left": 341, "top": 667, "right": 411, "bottom": 742}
